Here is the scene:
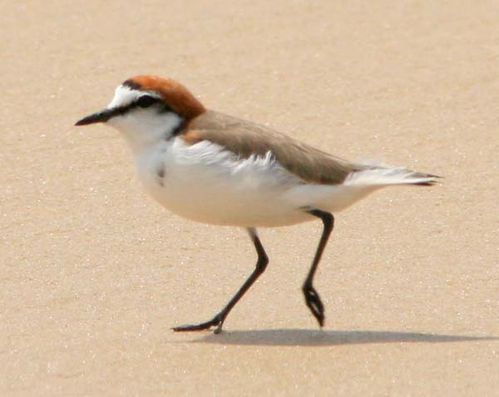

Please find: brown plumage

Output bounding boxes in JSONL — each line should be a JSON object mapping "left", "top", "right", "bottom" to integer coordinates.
{"left": 183, "top": 110, "right": 364, "bottom": 185}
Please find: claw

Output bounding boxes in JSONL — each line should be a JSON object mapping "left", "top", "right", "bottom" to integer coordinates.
{"left": 172, "top": 314, "right": 224, "bottom": 333}
{"left": 303, "top": 284, "right": 325, "bottom": 327}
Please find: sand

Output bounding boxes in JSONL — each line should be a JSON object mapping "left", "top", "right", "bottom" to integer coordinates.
{"left": 1, "top": 1, "right": 498, "bottom": 396}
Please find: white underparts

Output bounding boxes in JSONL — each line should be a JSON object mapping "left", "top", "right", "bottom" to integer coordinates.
{"left": 133, "top": 139, "right": 433, "bottom": 227}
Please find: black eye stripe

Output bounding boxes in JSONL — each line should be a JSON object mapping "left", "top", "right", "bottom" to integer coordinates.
{"left": 106, "top": 95, "right": 173, "bottom": 119}
{"left": 105, "top": 105, "right": 133, "bottom": 119}
{"left": 136, "top": 95, "right": 159, "bottom": 108}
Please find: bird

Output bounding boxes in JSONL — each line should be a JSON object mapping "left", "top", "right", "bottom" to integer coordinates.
{"left": 75, "top": 75, "right": 438, "bottom": 334}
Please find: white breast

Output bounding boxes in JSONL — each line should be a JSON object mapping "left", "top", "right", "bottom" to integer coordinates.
{"left": 135, "top": 138, "right": 317, "bottom": 227}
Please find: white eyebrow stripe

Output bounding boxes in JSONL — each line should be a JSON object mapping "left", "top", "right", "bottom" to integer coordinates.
{"left": 107, "top": 85, "right": 161, "bottom": 109}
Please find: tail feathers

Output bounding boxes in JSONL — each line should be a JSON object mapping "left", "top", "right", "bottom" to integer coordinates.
{"left": 345, "top": 166, "right": 441, "bottom": 187}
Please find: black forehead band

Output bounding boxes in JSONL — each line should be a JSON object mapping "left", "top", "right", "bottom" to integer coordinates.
{"left": 123, "top": 79, "right": 141, "bottom": 90}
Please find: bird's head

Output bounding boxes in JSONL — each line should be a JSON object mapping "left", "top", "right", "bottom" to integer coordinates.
{"left": 75, "top": 75, "right": 205, "bottom": 151}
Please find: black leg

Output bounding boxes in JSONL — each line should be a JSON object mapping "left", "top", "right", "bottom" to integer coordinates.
{"left": 303, "top": 209, "right": 335, "bottom": 327}
{"left": 173, "top": 228, "right": 269, "bottom": 334}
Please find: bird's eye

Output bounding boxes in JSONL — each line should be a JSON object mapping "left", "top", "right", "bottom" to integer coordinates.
{"left": 136, "top": 95, "right": 158, "bottom": 108}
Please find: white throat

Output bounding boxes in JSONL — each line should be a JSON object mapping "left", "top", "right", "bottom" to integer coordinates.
{"left": 108, "top": 111, "right": 183, "bottom": 155}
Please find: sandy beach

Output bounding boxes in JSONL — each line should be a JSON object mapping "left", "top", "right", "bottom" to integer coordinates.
{"left": 1, "top": 1, "right": 498, "bottom": 395}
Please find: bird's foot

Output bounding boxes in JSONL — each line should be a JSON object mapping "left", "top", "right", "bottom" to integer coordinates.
{"left": 303, "top": 283, "right": 325, "bottom": 327}
{"left": 172, "top": 314, "right": 225, "bottom": 334}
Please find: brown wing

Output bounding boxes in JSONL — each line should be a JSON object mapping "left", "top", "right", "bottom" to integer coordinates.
{"left": 183, "top": 111, "right": 364, "bottom": 185}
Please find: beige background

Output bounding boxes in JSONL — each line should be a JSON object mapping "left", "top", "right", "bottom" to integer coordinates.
{"left": 1, "top": 1, "right": 498, "bottom": 396}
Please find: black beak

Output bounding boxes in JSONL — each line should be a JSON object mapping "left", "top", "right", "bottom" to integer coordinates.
{"left": 75, "top": 109, "right": 113, "bottom": 126}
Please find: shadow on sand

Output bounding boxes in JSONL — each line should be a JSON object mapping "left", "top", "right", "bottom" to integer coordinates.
{"left": 194, "top": 329, "right": 498, "bottom": 347}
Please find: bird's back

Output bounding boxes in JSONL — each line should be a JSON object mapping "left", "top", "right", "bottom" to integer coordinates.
{"left": 185, "top": 111, "right": 364, "bottom": 185}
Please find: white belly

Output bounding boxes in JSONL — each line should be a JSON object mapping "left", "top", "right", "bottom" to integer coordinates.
{"left": 136, "top": 138, "right": 373, "bottom": 227}
{"left": 136, "top": 139, "right": 316, "bottom": 227}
